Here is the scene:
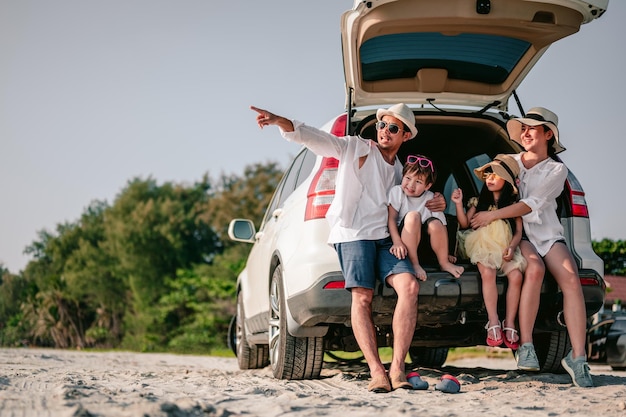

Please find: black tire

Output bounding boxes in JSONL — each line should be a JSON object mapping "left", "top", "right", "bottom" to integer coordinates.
{"left": 409, "top": 346, "right": 449, "bottom": 368}
{"left": 269, "top": 265, "right": 324, "bottom": 380}
{"left": 236, "top": 291, "right": 269, "bottom": 370}
{"left": 534, "top": 329, "right": 570, "bottom": 373}
{"left": 227, "top": 314, "right": 237, "bottom": 356}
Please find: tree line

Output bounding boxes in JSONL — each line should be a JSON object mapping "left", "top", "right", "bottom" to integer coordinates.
{"left": 1, "top": 162, "right": 624, "bottom": 353}
{"left": 0, "top": 162, "right": 283, "bottom": 353}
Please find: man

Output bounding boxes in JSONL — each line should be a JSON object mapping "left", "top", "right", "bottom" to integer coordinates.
{"left": 251, "top": 103, "right": 445, "bottom": 392}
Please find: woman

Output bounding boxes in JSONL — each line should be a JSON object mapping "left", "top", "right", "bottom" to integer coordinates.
{"left": 470, "top": 107, "right": 593, "bottom": 387}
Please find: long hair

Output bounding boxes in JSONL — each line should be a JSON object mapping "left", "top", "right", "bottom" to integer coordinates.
{"left": 475, "top": 175, "right": 518, "bottom": 232}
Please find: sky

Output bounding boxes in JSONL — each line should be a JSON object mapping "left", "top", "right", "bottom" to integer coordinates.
{"left": 1, "top": 1, "right": 624, "bottom": 273}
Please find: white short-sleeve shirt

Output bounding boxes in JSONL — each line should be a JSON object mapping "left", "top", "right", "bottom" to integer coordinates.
{"left": 388, "top": 186, "right": 446, "bottom": 225}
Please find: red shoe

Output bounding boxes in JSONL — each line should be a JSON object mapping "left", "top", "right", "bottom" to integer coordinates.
{"left": 502, "top": 320, "right": 520, "bottom": 350}
{"left": 485, "top": 321, "right": 503, "bottom": 347}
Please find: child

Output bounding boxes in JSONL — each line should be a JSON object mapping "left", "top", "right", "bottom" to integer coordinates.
{"left": 452, "top": 154, "right": 526, "bottom": 349}
{"left": 388, "top": 154, "right": 464, "bottom": 281}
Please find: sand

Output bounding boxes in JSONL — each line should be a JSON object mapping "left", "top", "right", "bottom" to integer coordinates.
{"left": 1, "top": 347, "right": 625, "bottom": 417}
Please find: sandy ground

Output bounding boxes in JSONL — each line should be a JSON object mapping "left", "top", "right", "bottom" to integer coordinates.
{"left": 1, "top": 347, "right": 625, "bottom": 417}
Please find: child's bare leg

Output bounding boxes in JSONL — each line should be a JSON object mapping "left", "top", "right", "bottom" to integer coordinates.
{"left": 503, "top": 267, "right": 523, "bottom": 344}
{"left": 401, "top": 211, "right": 426, "bottom": 280}
{"left": 428, "top": 219, "right": 464, "bottom": 278}
{"left": 478, "top": 263, "right": 502, "bottom": 345}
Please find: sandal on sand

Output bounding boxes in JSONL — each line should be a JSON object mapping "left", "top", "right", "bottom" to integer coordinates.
{"left": 485, "top": 321, "right": 503, "bottom": 347}
{"left": 368, "top": 375, "right": 391, "bottom": 393}
{"left": 390, "top": 372, "right": 413, "bottom": 390}
{"left": 502, "top": 320, "right": 520, "bottom": 350}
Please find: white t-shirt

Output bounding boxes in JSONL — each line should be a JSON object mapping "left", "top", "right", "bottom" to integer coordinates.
{"left": 388, "top": 186, "right": 446, "bottom": 225}
{"left": 282, "top": 121, "right": 402, "bottom": 244}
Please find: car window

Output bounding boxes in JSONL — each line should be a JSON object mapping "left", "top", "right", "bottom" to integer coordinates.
{"left": 466, "top": 154, "right": 492, "bottom": 190}
{"left": 443, "top": 153, "right": 492, "bottom": 217}
{"left": 277, "top": 149, "right": 308, "bottom": 207}
{"left": 442, "top": 174, "right": 458, "bottom": 217}
{"left": 295, "top": 149, "right": 316, "bottom": 189}
{"left": 261, "top": 148, "right": 308, "bottom": 226}
{"left": 360, "top": 33, "right": 530, "bottom": 84}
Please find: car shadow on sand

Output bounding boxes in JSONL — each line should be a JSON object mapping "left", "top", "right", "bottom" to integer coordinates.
{"left": 323, "top": 359, "right": 626, "bottom": 387}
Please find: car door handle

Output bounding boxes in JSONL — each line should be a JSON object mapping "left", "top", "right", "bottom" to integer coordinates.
{"left": 272, "top": 208, "right": 283, "bottom": 218}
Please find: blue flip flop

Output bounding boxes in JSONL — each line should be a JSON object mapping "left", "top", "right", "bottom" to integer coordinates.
{"left": 435, "top": 374, "right": 461, "bottom": 393}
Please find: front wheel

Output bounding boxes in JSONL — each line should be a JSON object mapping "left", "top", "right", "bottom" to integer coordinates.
{"left": 236, "top": 291, "right": 269, "bottom": 370}
{"left": 269, "top": 265, "right": 324, "bottom": 380}
{"left": 227, "top": 314, "right": 237, "bottom": 356}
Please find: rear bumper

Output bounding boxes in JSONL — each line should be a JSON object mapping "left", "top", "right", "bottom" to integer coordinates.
{"left": 287, "top": 266, "right": 605, "bottom": 331}
{"left": 287, "top": 266, "right": 487, "bottom": 327}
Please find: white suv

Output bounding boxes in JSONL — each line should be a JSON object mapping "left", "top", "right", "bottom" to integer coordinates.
{"left": 228, "top": 0, "right": 608, "bottom": 380}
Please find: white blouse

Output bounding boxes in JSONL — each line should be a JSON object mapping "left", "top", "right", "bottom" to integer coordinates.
{"left": 514, "top": 153, "right": 568, "bottom": 256}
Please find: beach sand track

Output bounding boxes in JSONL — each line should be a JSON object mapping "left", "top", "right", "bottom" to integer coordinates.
{"left": 1, "top": 348, "right": 625, "bottom": 417}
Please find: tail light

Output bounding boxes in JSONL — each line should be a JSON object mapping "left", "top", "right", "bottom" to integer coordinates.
{"left": 565, "top": 173, "right": 589, "bottom": 218}
{"left": 304, "top": 114, "right": 347, "bottom": 221}
{"left": 323, "top": 281, "right": 346, "bottom": 289}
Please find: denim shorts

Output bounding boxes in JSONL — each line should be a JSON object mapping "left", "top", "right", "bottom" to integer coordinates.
{"left": 334, "top": 237, "right": 414, "bottom": 290}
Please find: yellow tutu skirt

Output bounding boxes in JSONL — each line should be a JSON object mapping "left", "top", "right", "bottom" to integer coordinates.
{"left": 458, "top": 219, "right": 526, "bottom": 275}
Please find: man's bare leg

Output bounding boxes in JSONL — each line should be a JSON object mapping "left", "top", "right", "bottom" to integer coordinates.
{"left": 350, "top": 288, "right": 386, "bottom": 378}
{"left": 385, "top": 272, "right": 419, "bottom": 380}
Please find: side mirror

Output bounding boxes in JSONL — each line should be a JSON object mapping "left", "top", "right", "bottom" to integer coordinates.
{"left": 228, "top": 219, "right": 256, "bottom": 243}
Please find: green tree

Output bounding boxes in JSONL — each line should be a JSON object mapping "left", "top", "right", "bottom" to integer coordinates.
{"left": 103, "top": 176, "right": 220, "bottom": 350}
{"left": 22, "top": 222, "right": 91, "bottom": 348}
{"left": 0, "top": 266, "right": 31, "bottom": 346}
{"left": 61, "top": 200, "right": 126, "bottom": 347}
{"left": 6, "top": 161, "right": 283, "bottom": 352}
{"left": 592, "top": 239, "right": 626, "bottom": 276}
{"left": 202, "top": 162, "right": 283, "bottom": 243}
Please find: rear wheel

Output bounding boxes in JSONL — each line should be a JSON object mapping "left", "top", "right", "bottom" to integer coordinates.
{"left": 236, "top": 291, "right": 269, "bottom": 370}
{"left": 409, "top": 347, "right": 449, "bottom": 368}
{"left": 534, "top": 329, "right": 570, "bottom": 373}
{"left": 269, "top": 265, "right": 324, "bottom": 380}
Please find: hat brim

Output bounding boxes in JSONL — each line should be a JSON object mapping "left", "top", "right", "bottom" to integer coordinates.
{"left": 474, "top": 162, "right": 518, "bottom": 194}
{"left": 506, "top": 118, "right": 565, "bottom": 154}
{"left": 376, "top": 108, "right": 418, "bottom": 139}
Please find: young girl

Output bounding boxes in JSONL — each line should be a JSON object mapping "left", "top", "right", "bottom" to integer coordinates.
{"left": 388, "top": 155, "right": 464, "bottom": 281}
{"left": 470, "top": 107, "right": 593, "bottom": 387}
{"left": 452, "top": 154, "right": 526, "bottom": 349}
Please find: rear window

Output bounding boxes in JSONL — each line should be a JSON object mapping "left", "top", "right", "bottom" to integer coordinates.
{"left": 360, "top": 33, "right": 530, "bottom": 84}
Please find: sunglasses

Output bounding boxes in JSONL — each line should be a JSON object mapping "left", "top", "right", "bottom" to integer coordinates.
{"left": 375, "top": 121, "right": 405, "bottom": 134}
{"left": 406, "top": 155, "right": 434, "bottom": 172}
{"left": 482, "top": 172, "right": 501, "bottom": 180}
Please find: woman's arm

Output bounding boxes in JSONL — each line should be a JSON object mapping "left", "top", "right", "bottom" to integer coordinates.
{"left": 469, "top": 201, "right": 531, "bottom": 229}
